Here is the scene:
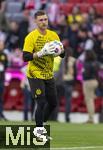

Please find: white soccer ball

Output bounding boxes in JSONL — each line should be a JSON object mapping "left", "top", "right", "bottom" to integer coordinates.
{"left": 49, "top": 40, "right": 64, "bottom": 57}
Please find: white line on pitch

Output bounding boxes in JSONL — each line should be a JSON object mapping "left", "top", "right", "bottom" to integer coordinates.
{"left": 51, "top": 146, "right": 103, "bottom": 150}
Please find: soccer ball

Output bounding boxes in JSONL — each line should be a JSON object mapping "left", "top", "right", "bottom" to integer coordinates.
{"left": 49, "top": 40, "right": 63, "bottom": 57}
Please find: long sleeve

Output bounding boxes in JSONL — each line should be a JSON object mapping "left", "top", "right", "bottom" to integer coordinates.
{"left": 23, "top": 51, "right": 33, "bottom": 62}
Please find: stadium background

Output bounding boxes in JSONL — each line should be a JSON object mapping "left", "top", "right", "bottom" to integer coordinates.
{"left": 0, "top": 0, "right": 103, "bottom": 150}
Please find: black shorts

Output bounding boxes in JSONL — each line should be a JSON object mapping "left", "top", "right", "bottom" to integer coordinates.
{"left": 28, "top": 78, "right": 57, "bottom": 104}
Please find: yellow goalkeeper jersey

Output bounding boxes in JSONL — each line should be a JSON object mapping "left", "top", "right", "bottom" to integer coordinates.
{"left": 23, "top": 29, "right": 60, "bottom": 79}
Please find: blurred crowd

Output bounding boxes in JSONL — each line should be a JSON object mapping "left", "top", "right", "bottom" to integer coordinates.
{"left": 0, "top": 0, "right": 103, "bottom": 122}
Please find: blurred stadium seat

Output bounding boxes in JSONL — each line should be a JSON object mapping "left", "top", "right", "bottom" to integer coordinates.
{"left": 59, "top": 81, "right": 103, "bottom": 113}
{"left": 3, "top": 78, "right": 24, "bottom": 110}
{"left": 5, "top": 1, "right": 24, "bottom": 22}
{"left": 6, "top": 2, "right": 23, "bottom": 13}
{"left": 59, "top": 3, "right": 73, "bottom": 14}
{"left": 68, "top": 0, "right": 82, "bottom": 3}
{"left": 78, "top": 3, "right": 90, "bottom": 12}
{"left": 94, "top": 3, "right": 103, "bottom": 13}
{"left": 59, "top": 3, "right": 103, "bottom": 15}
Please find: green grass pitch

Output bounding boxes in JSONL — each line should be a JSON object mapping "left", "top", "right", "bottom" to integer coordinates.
{"left": 0, "top": 121, "right": 103, "bottom": 150}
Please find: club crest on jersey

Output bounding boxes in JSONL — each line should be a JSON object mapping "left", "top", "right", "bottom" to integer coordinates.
{"left": 35, "top": 89, "right": 42, "bottom": 95}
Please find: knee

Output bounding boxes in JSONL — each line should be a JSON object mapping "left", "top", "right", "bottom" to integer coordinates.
{"left": 36, "top": 97, "right": 46, "bottom": 108}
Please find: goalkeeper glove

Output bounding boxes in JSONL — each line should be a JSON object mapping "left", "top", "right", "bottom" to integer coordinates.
{"left": 37, "top": 43, "right": 55, "bottom": 57}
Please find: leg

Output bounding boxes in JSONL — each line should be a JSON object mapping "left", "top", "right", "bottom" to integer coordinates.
{"left": 43, "top": 78, "right": 58, "bottom": 123}
{"left": 64, "top": 82, "right": 73, "bottom": 122}
{"left": 23, "top": 86, "right": 31, "bottom": 120}
{"left": 83, "top": 80, "right": 98, "bottom": 123}
{"left": 28, "top": 78, "right": 46, "bottom": 127}
{"left": 31, "top": 96, "right": 35, "bottom": 120}
{"left": 28, "top": 78, "right": 53, "bottom": 141}
{"left": 0, "top": 81, "right": 6, "bottom": 119}
{"left": 0, "top": 82, "right": 4, "bottom": 114}
{"left": 49, "top": 84, "right": 63, "bottom": 121}
{"left": 35, "top": 97, "right": 46, "bottom": 126}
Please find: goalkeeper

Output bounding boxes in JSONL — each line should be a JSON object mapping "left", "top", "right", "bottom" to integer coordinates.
{"left": 23, "top": 10, "right": 64, "bottom": 139}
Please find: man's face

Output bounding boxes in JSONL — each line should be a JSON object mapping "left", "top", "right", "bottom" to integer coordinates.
{"left": 35, "top": 15, "right": 48, "bottom": 30}
{"left": 78, "top": 30, "right": 87, "bottom": 38}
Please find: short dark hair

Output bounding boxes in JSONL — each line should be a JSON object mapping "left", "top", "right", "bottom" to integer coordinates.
{"left": 34, "top": 10, "right": 46, "bottom": 19}
{"left": 79, "top": 26, "right": 88, "bottom": 33}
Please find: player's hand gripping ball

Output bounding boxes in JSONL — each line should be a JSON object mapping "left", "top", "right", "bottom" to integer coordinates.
{"left": 49, "top": 40, "right": 64, "bottom": 57}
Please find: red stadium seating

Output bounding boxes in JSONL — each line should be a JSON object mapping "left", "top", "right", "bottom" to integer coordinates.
{"left": 94, "top": 3, "right": 103, "bottom": 13}
{"left": 86, "top": 0, "right": 99, "bottom": 3}
{"left": 59, "top": 3, "right": 103, "bottom": 15}
{"left": 3, "top": 78, "right": 103, "bottom": 113}
{"left": 68, "top": 0, "right": 103, "bottom": 3}
{"left": 59, "top": 3, "right": 73, "bottom": 14}
{"left": 78, "top": 3, "right": 90, "bottom": 12}
{"left": 68, "top": 0, "right": 82, "bottom": 3}
{"left": 3, "top": 79, "right": 24, "bottom": 110}
{"left": 59, "top": 81, "right": 103, "bottom": 113}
